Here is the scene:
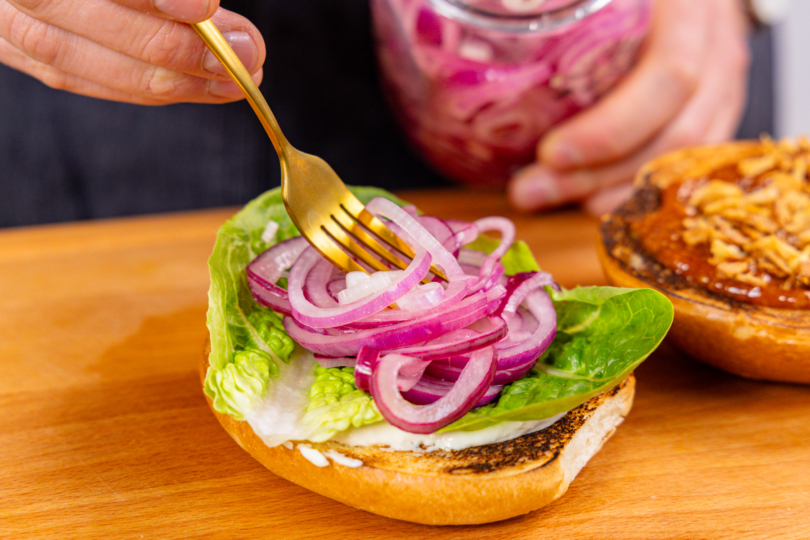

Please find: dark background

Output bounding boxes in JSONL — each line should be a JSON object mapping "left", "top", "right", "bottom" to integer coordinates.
{"left": 0, "top": 0, "right": 773, "bottom": 227}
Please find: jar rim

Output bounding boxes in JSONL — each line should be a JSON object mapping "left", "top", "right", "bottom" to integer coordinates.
{"left": 424, "top": 0, "right": 614, "bottom": 33}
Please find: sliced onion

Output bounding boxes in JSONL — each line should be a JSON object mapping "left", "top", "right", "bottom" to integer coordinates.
{"left": 396, "top": 358, "right": 431, "bottom": 392}
{"left": 402, "top": 375, "right": 503, "bottom": 407}
{"left": 248, "top": 277, "right": 293, "bottom": 316}
{"left": 366, "top": 197, "right": 464, "bottom": 279}
{"left": 246, "top": 236, "right": 310, "bottom": 316}
{"left": 470, "top": 217, "right": 515, "bottom": 292}
{"left": 288, "top": 246, "right": 431, "bottom": 328}
{"left": 303, "top": 259, "right": 341, "bottom": 308}
{"left": 444, "top": 220, "right": 478, "bottom": 254}
{"left": 352, "top": 347, "right": 430, "bottom": 393}
{"left": 370, "top": 348, "right": 496, "bottom": 433}
{"left": 246, "top": 209, "right": 563, "bottom": 435}
{"left": 426, "top": 356, "right": 535, "bottom": 385}
{"left": 396, "top": 281, "right": 446, "bottom": 311}
{"left": 354, "top": 347, "right": 379, "bottom": 392}
{"left": 494, "top": 271, "right": 556, "bottom": 321}
{"left": 247, "top": 236, "right": 309, "bottom": 285}
{"left": 485, "top": 282, "right": 507, "bottom": 312}
{"left": 283, "top": 292, "right": 489, "bottom": 357}
{"left": 391, "top": 316, "right": 507, "bottom": 360}
{"left": 343, "top": 277, "right": 472, "bottom": 328}
{"left": 495, "top": 289, "right": 557, "bottom": 370}
{"left": 415, "top": 215, "right": 455, "bottom": 250}
{"left": 337, "top": 270, "right": 400, "bottom": 305}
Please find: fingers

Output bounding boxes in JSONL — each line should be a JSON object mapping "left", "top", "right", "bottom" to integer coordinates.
{"left": 577, "top": 78, "right": 743, "bottom": 217}
{"left": 14, "top": 0, "right": 218, "bottom": 23}
{"left": 510, "top": 56, "right": 746, "bottom": 214}
{"left": 0, "top": 0, "right": 265, "bottom": 103}
{"left": 509, "top": 52, "right": 745, "bottom": 214}
{"left": 5, "top": 0, "right": 264, "bottom": 79}
{"left": 538, "top": 0, "right": 712, "bottom": 170}
{"left": 508, "top": 0, "right": 750, "bottom": 213}
{"left": 0, "top": 29, "right": 263, "bottom": 104}
{"left": 117, "top": 0, "right": 218, "bottom": 23}
{"left": 0, "top": 35, "right": 149, "bottom": 102}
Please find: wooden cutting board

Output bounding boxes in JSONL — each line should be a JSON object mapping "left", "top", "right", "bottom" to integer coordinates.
{"left": 1, "top": 189, "right": 809, "bottom": 539}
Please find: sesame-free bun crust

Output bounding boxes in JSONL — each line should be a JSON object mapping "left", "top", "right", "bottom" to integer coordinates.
{"left": 598, "top": 141, "right": 810, "bottom": 384}
{"left": 200, "top": 346, "right": 635, "bottom": 525}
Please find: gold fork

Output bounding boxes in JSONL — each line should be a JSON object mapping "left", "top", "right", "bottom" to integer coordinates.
{"left": 192, "top": 20, "right": 446, "bottom": 281}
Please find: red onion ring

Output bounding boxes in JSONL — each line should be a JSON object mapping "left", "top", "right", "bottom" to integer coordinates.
{"left": 354, "top": 347, "right": 379, "bottom": 393}
{"left": 444, "top": 221, "right": 478, "bottom": 254}
{"left": 391, "top": 316, "right": 507, "bottom": 360}
{"left": 402, "top": 375, "right": 503, "bottom": 407}
{"left": 247, "top": 236, "right": 309, "bottom": 284}
{"left": 468, "top": 217, "right": 515, "bottom": 293}
{"left": 366, "top": 197, "right": 464, "bottom": 279}
{"left": 370, "top": 348, "right": 496, "bottom": 433}
{"left": 246, "top": 236, "right": 310, "bottom": 316}
{"left": 247, "top": 207, "right": 563, "bottom": 434}
{"left": 494, "top": 271, "right": 556, "bottom": 321}
{"left": 415, "top": 215, "right": 455, "bottom": 250}
{"left": 283, "top": 292, "right": 489, "bottom": 357}
{"left": 303, "top": 259, "right": 341, "bottom": 308}
{"left": 495, "top": 289, "right": 557, "bottom": 370}
{"left": 288, "top": 246, "right": 431, "bottom": 328}
{"left": 426, "top": 356, "right": 536, "bottom": 385}
{"left": 342, "top": 277, "right": 472, "bottom": 328}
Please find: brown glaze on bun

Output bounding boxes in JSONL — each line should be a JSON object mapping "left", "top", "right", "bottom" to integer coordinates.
{"left": 598, "top": 140, "right": 810, "bottom": 383}
{"left": 200, "top": 343, "right": 635, "bottom": 525}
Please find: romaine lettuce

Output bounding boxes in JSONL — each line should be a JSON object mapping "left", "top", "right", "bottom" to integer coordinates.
{"left": 440, "top": 286, "right": 673, "bottom": 431}
{"left": 205, "top": 187, "right": 673, "bottom": 436}
{"left": 302, "top": 365, "right": 382, "bottom": 442}
{"left": 205, "top": 186, "right": 402, "bottom": 420}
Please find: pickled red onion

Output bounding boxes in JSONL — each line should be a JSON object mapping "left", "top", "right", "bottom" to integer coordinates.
{"left": 247, "top": 198, "right": 558, "bottom": 433}
{"left": 370, "top": 349, "right": 496, "bottom": 434}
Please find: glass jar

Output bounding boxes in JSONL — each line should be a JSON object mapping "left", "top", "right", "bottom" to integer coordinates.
{"left": 370, "top": 0, "right": 652, "bottom": 188}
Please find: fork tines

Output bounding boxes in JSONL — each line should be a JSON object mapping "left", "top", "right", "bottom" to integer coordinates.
{"left": 315, "top": 200, "right": 447, "bottom": 282}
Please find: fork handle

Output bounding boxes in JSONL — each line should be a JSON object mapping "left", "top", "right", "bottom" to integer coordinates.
{"left": 192, "top": 20, "right": 289, "bottom": 158}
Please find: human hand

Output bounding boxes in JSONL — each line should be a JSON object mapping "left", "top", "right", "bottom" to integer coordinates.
{"left": 507, "top": 0, "right": 751, "bottom": 216}
{"left": 0, "top": 0, "right": 265, "bottom": 104}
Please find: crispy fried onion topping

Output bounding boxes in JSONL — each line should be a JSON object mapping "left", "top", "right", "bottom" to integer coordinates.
{"left": 682, "top": 136, "right": 810, "bottom": 289}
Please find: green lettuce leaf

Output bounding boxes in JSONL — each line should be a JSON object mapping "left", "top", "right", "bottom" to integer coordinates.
{"left": 205, "top": 186, "right": 673, "bottom": 437}
{"left": 204, "top": 186, "right": 403, "bottom": 419}
{"left": 204, "top": 347, "right": 278, "bottom": 421}
{"left": 440, "top": 286, "right": 673, "bottom": 431}
{"left": 203, "top": 309, "right": 294, "bottom": 420}
{"left": 464, "top": 236, "right": 540, "bottom": 275}
{"left": 302, "top": 365, "right": 382, "bottom": 442}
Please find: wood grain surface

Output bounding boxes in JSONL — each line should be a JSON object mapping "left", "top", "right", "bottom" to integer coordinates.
{"left": 1, "top": 189, "right": 809, "bottom": 539}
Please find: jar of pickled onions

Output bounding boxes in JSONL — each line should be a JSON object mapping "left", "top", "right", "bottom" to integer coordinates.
{"left": 370, "top": 0, "right": 652, "bottom": 187}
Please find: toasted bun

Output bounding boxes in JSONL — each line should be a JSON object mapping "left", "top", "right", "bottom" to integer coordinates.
{"left": 598, "top": 141, "right": 810, "bottom": 384}
{"left": 200, "top": 346, "right": 635, "bottom": 525}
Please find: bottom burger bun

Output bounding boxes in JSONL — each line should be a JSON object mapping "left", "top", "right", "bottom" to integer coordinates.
{"left": 598, "top": 141, "right": 810, "bottom": 384}
{"left": 200, "top": 344, "right": 636, "bottom": 526}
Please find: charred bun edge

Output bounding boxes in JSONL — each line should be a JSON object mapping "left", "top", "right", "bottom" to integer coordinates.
{"left": 598, "top": 141, "right": 810, "bottom": 384}
{"left": 200, "top": 342, "right": 636, "bottom": 525}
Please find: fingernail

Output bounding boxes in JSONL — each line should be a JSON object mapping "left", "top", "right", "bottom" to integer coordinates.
{"left": 543, "top": 139, "right": 583, "bottom": 169}
{"left": 508, "top": 166, "right": 563, "bottom": 211}
{"left": 153, "top": 0, "right": 208, "bottom": 22}
{"left": 203, "top": 31, "right": 258, "bottom": 75}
